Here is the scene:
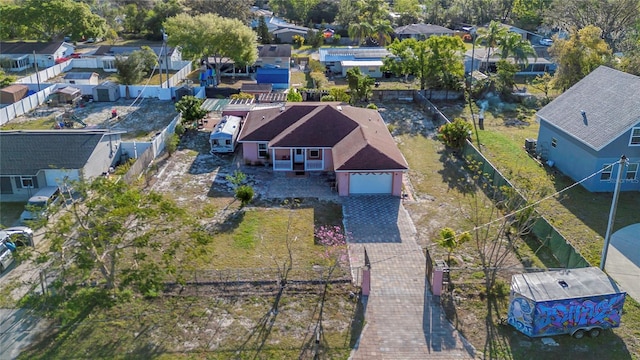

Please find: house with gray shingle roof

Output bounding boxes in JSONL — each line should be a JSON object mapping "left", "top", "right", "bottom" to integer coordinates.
{"left": 536, "top": 66, "right": 640, "bottom": 192}
{"left": 238, "top": 103, "right": 408, "bottom": 196}
{"left": 0, "top": 41, "right": 75, "bottom": 72}
{"left": 0, "top": 130, "right": 123, "bottom": 201}
{"left": 89, "top": 45, "right": 182, "bottom": 72}
{"left": 394, "top": 24, "right": 454, "bottom": 40}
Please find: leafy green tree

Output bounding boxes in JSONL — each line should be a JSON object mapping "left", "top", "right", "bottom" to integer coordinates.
{"left": 0, "top": 0, "right": 107, "bottom": 41}
{"left": 384, "top": 36, "right": 465, "bottom": 90}
{"left": 394, "top": 0, "right": 422, "bottom": 25}
{"left": 166, "top": 133, "right": 180, "bottom": 156}
{"left": 544, "top": 0, "right": 639, "bottom": 51}
{"left": 437, "top": 227, "right": 471, "bottom": 264}
{"left": 372, "top": 20, "right": 394, "bottom": 47}
{"left": 164, "top": 13, "right": 258, "bottom": 86}
{"left": 255, "top": 16, "right": 272, "bottom": 44}
{"left": 123, "top": 3, "right": 148, "bottom": 34}
{"left": 328, "top": 87, "right": 351, "bottom": 103}
{"left": 175, "top": 95, "right": 208, "bottom": 127}
{"left": 270, "top": 0, "right": 320, "bottom": 24}
{"left": 308, "top": 0, "right": 338, "bottom": 24}
{"left": 286, "top": 88, "right": 303, "bottom": 102}
{"left": 346, "top": 67, "right": 375, "bottom": 103}
{"left": 437, "top": 118, "right": 472, "bottom": 149}
{"left": 47, "top": 178, "right": 205, "bottom": 294}
{"left": 305, "top": 28, "right": 324, "bottom": 48}
{"left": 511, "top": 0, "right": 548, "bottom": 31}
{"left": 550, "top": 25, "right": 612, "bottom": 90}
{"left": 236, "top": 185, "right": 254, "bottom": 207}
{"left": 529, "top": 72, "right": 554, "bottom": 102}
{"left": 144, "top": 0, "right": 183, "bottom": 40}
{"left": 231, "top": 92, "right": 256, "bottom": 100}
{"left": 184, "top": 0, "right": 254, "bottom": 22}
{"left": 348, "top": 22, "right": 374, "bottom": 45}
{"left": 494, "top": 59, "right": 519, "bottom": 96}
{"left": 0, "top": 70, "right": 16, "bottom": 88}
{"left": 357, "top": 0, "right": 390, "bottom": 23}
{"left": 114, "top": 47, "right": 158, "bottom": 97}
{"left": 476, "top": 21, "right": 508, "bottom": 73}
{"left": 335, "top": 0, "right": 361, "bottom": 31}
{"left": 497, "top": 31, "right": 536, "bottom": 68}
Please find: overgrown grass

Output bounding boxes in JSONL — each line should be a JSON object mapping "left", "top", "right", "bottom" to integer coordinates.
{"left": 189, "top": 206, "right": 328, "bottom": 270}
{"left": 1, "top": 116, "right": 57, "bottom": 130}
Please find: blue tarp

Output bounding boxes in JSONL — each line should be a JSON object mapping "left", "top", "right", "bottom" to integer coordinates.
{"left": 256, "top": 68, "right": 290, "bottom": 89}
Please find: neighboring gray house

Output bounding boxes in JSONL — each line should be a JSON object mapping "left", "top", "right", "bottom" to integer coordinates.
{"left": 394, "top": 24, "right": 454, "bottom": 40}
{"left": 0, "top": 130, "right": 123, "bottom": 201}
{"left": 90, "top": 45, "right": 182, "bottom": 72}
{"left": 464, "top": 47, "right": 556, "bottom": 75}
{"left": 536, "top": 66, "right": 640, "bottom": 192}
{"left": 0, "top": 41, "right": 75, "bottom": 72}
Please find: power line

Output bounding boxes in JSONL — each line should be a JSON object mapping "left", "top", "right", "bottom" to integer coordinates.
{"left": 353, "top": 161, "right": 617, "bottom": 268}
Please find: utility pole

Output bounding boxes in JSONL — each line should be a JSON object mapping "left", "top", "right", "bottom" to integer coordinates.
{"left": 33, "top": 50, "right": 41, "bottom": 91}
{"left": 601, "top": 155, "right": 627, "bottom": 270}
{"left": 162, "top": 29, "right": 170, "bottom": 88}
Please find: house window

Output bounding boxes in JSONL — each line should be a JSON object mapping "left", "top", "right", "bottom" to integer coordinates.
{"left": 20, "top": 176, "right": 34, "bottom": 188}
{"left": 630, "top": 127, "right": 640, "bottom": 146}
{"left": 275, "top": 57, "right": 282, "bottom": 64}
{"left": 551, "top": 138, "right": 557, "bottom": 148}
{"left": 368, "top": 67, "right": 376, "bottom": 73}
{"left": 212, "top": 139, "right": 219, "bottom": 146}
{"left": 309, "top": 149, "right": 320, "bottom": 158}
{"left": 626, "top": 163, "right": 638, "bottom": 180}
{"left": 258, "top": 143, "right": 268, "bottom": 158}
{"left": 103, "top": 59, "right": 116, "bottom": 70}
{"left": 69, "top": 80, "right": 75, "bottom": 84}
{"left": 601, "top": 164, "right": 613, "bottom": 181}
{"left": 225, "top": 139, "right": 231, "bottom": 145}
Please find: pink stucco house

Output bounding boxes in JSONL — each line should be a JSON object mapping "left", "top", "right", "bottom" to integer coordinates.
{"left": 237, "top": 102, "right": 409, "bottom": 196}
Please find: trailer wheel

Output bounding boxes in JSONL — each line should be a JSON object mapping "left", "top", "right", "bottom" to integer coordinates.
{"left": 573, "top": 329, "right": 585, "bottom": 339}
{"left": 588, "top": 328, "right": 601, "bottom": 338}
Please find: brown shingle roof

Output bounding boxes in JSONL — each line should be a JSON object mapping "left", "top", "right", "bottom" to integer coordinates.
{"left": 239, "top": 103, "right": 408, "bottom": 171}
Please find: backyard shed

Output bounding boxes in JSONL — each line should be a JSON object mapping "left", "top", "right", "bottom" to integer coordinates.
{"left": 49, "top": 86, "right": 81, "bottom": 106}
{"left": 92, "top": 81, "right": 120, "bottom": 102}
{"left": 64, "top": 72, "right": 99, "bottom": 85}
{"left": 0, "top": 84, "right": 29, "bottom": 104}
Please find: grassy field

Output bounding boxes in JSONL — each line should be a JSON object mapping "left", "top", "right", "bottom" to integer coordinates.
{"left": 429, "top": 99, "right": 640, "bottom": 359}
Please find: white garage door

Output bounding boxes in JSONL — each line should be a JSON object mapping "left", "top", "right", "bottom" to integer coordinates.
{"left": 349, "top": 172, "right": 393, "bottom": 194}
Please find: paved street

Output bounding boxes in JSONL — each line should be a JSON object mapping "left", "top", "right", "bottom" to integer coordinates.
{"left": 343, "top": 196, "right": 475, "bottom": 360}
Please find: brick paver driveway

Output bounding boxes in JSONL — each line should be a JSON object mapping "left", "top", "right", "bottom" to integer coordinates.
{"left": 343, "top": 196, "right": 475, "bottom": 359}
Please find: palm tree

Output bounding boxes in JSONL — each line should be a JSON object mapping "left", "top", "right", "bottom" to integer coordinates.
{"left": 348, "top": 22, "right": 374, "bottom": 45}
{"left": 372, "top": 20, "right": 394, "bottom": 46}
{"left": 497, "top": 32, "right": 537, "bottom": 70}
{"left": 476, "top": 20, "right": 507, "bottom": 72}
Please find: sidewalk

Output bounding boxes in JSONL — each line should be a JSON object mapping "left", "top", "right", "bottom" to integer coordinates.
{"left": 343, "top": 196, "right": 475, "bottom": 359}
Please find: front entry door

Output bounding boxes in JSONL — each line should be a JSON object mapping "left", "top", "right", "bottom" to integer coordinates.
{"left": 294, "top": 149, "right": 304, "bottom": 163}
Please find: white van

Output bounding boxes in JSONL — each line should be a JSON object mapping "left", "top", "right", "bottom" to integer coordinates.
{"left": 19, "top": 186, "right": 62, "bottom": 224}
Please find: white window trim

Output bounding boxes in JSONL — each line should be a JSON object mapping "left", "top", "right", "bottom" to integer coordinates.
{"left": 629, "top": 127, "right": 640, "bottom": 146}
{"left": 626, "top": 163, "right": 638, "bottom": 180}
{"left": 601, "top": 164, "right": 613, "bottom": 181}
{"left": 20, "top": 176, "right": 34, "bottom": 188}
{"left": 258, "top": 143, "right": 268, "bottom": 158}
{"left": 309, "top": 149, "right": 320, "bottom": 158}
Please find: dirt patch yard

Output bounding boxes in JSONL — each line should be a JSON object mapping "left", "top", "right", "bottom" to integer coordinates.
{"left": 5, "top": 98, "right": 178, "bottom": 141}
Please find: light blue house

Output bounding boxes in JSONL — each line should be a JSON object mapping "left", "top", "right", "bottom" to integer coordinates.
{"left": 536, "top": 66, "right": 640, "bottom": 192}
{"left": 319, "top": 47, "right": 390, "bottom": 77}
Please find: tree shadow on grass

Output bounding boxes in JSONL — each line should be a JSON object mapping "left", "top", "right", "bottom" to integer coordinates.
{"left": 234, "top": 283, "right": 287, "bottom": 359}
{"left": 18, "top": 287, "right": 167, "bottom": 359}
{"left": 438, "top": 148, "right": 478, "bottom": 195}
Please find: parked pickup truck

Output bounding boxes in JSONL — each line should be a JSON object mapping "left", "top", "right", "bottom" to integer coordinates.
{"left": 507, "top": 267, "right": 626, "bottom": 339}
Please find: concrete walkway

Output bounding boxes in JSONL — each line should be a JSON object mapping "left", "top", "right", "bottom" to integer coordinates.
{"left": 605, "top": 223, "right": 640, "bottom": 303}
{"left": 343, "top": 196, "right": 475, "bottom": 360}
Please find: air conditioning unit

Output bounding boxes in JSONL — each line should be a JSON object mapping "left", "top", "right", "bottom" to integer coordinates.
{"left": 525, "top": 138, "right": 537, "bottom": 152}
